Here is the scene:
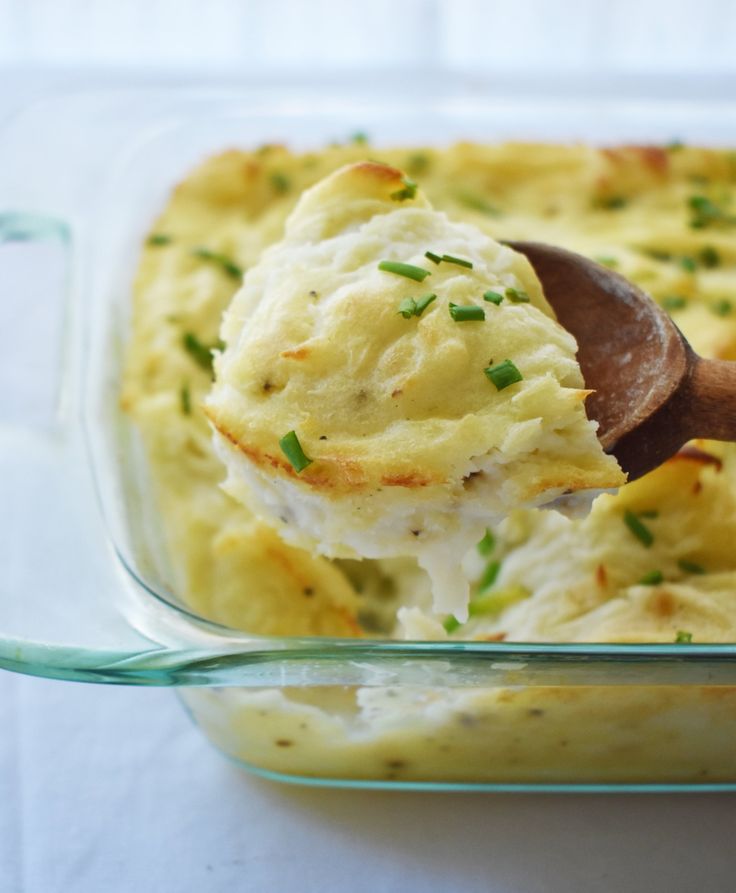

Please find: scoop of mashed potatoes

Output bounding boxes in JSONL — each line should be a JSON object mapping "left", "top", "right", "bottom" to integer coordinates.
{"left": 205, "top": 161, "right": 625, "bottom": 619}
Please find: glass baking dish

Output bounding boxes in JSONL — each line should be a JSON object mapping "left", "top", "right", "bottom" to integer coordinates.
{"left": 2, "top": 82, "right": 736, "bottom": 792}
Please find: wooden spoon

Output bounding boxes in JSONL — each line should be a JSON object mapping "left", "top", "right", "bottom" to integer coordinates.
{"left": 509, "top": 241, "right": 736, "bottom": 481}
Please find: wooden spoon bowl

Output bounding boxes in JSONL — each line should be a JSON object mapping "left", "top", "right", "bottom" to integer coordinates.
{"left": 509, "top": 241, "right": 736, "bottom": 480}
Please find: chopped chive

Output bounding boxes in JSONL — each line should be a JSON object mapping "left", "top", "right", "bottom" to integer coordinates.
{"left": 667, "top": 140, "right": 685, "bottom": 151}
{"left": 483, "top": 290, "right": 504, "bottom": 305}
{"left": 596, "top": 195, "right": 628, "bottom": 210}
{"left": 478, "top": 560, "right": 501, "bottom": 592}
{"left": 449, "top": 302, "right": 485, "bottom": 322}
{"left": 406, "top": 153, "right": 430, "bottom": 175}
{"left": 398, "top": 293, "right": 436, "bottom": 318}
{"left": 675, "top": 630, "right": 693, "bottom": 643}
{"left": 623, "top": 509, "right": 654, "bottom": 547}
{"left": 390, "top": 177, "right": 418, "bottom": 201}
{"left": 638, "top": 509, "right": 659, "bottom": 519}
{"left": 647, "top": 249, "right": 673, "bottom": 261}
{"left": 424, "top": 250, "right": 442, "bottom": 265}
{"left": 279, "top": 430, "right": 313, "bottom": 474}
{"left": 191, "top": 247, "right": 243, "bottom": 281}
{"left": 182, "top": 332, "right": 219, "bottom": 374}
{"left": 414, "top": 293, "right": 437, "bottom": 316}
{"left": 468, "top": 584, "right": 530, "bottom": 618}
{"left": 147, "top": 233, "right": 172, "bottom": 246}
{"left": 679, "top": 256, "right": 697, "bottom": 273}
{"left": 443, "top": 615, "right": 462, "bottom": 634}
{"left": 180, "top": 383, "right": 192, "bottom": 415}
{"left": 595, "top": 255, "right": 619, "bottom": 268}
{"left": 441, "top": 254, "right": 473, "bottom": 269}
{"left": 678, "top": 558, "right": 706, "bottom": 575}
{"left": 485, "top": 359, "right": 523, "bottom": 391}
{"left": 477, "top": 528, "right": 495, "bottom": 556}
{"left": 699, "top": 246, "right": 721, "bottom": 268}
{"left": 661, "top": 295, "right": 688, "bottom": 311}
{"left": 455, "top": 191, "right": 501, "bottom": 216}
{"left": 378, "top": 260, "right": 431, "bottom": 282}
{"left": 351, "top": 131, "right": 369, "bottom": 144}
{"left": 711, "top": 298, "right": 733, "bottom": 317}
{"left": 688, "top": 194, "right": 731, "bottom": 228}
{"left": 269, "top": 171, "right": 291, "bottom": 194}
{"left": 639, "top": 569, "right": 664, "bottom": 585}
{"left": 505, "top": 287, "right": 530, "bottom": 303}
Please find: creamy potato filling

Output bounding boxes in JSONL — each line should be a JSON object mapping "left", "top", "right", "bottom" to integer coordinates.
{"left": 123, "top": 140, "right": 736, "bottom": 644}
{"left": 205, "top": 162, "right": 623, "bottom": 619}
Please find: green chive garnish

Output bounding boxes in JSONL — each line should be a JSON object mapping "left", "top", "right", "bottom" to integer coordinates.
{"left": 711, "top": 299, "right": 732, "bottom": 317}
{"left": 661, "top": 295, "right": 688, "bottom": 311}
{"left": 623, "top": 509, "right": 654, "bottom": 547}
{"left": 406, "top": 153, "right": 429, "bottom": 175}
{"left": 449, "top": 303, "right": 485, "bottom": 322}
{"left": 504, "top": 287, "right": 530, "bottom": 303}
{"left": 192, "top": 247, "right": 243, "bottom": 280}
{"left": 279, "top": 430, "right": 313, "bottom": 474}
{"left": 148, "top": 233, "right": 172, "bottom": 246}
{"left": 639, "top": 570, "right": 664, "bottom": 585}
{"left": 398, "top": 294, "right": 436, "bottom": 318}
{"left": 468, "top": 584, "right": 530, "bottom": 618}
{"left": 675, "top": 630, "right": 693, "bottom": 643}
{"left": 596, "top": 195, "right": 628, "bottom": 210}
{"left": 351, "top": 131, "right": 369, "bottom": 144}
{"left": 478, "top": 560, "right": 501, "bottom": 592}
{"left": 182, "top": 332, "right": 220, "bottom": 375}
{"left": 441, "top": 254, "right": 473, "bottom": 269}
{"left": 270, "top": 172, "right": 291, "bottom": 194}
{"left": 678, "top": 558, "right": 706, "bottom": 575}
{"left": 443, "top": 615, "right": 461, "bottom": 634}
{"left": 485, "top": 359, "right": 523, "bottom": 391}
{"left": 679, "top": 256, "right": 697, "bottom": 273}
{"left": 455, "top": 192, "right": 501, "bottom": 216}
{"left": 667, "top": 140, "right": 685, "bottom": 151}
{"left": 180, "top": 383, "right": 192, "bottom": 415}
{"left": 424, "top": 251, "right": 442, "bottom": 265}
{"left": 445, "top": 582, "right": 528, "bottom": 632}
{"left": 483, "top": 290, "right": 504, "bottom": 305}
{"left": 477, "top": 529, "right": 495, "bottom": 556}
{"left": 414, "top": 293, "right": 437, "bottom": 316}
{"left": 688, "top": 194, "right": 735, "bottom": 228}
{"left": 391, "top": 177, "right": 418, "bottom": 201}
{"left": 699, "top": 246, "right": 721, "bottom": 268}
{"left": 595, "top": 256, "right": 619, "bottom": 268}
{"left": 378, "top": 260, "right": 431, "bottom": 282}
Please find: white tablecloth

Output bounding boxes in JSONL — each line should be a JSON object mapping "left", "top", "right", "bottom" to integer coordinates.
{"left": 2, "top": 67, "right": 736, "bottom": 893}
{"left": 3, "top": 672, "right": 736, "bottom": 893}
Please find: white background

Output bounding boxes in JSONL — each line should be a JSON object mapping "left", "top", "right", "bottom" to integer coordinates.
{"left": 2, "top": 4, "right": 736, "bottom": 891}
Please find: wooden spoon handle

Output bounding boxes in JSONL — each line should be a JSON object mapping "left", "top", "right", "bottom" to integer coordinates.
{"left": 685, "top": 356, "right": 736, "bottom": 442}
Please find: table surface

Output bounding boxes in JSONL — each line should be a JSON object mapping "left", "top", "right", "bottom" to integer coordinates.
{"left": 2, "top": 67, "right": 736, "bottom": 893}
{"left": 3, "top": 671, "right": 736, "bottom": 893}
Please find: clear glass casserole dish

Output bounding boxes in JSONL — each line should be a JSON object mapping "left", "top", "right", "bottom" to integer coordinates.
{"left": 2, "top": 82, "right": 736, "bottom": 792}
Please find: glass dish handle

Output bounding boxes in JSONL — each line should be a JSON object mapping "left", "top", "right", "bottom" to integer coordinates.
{"left": 0, "top": 212, "right": 249, "bottom": 685}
